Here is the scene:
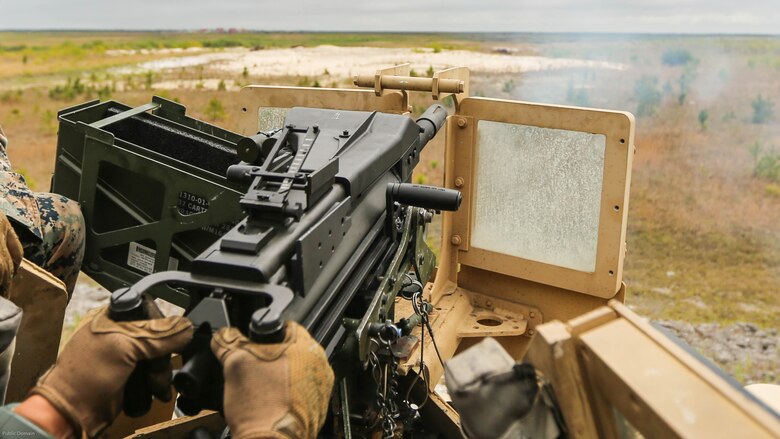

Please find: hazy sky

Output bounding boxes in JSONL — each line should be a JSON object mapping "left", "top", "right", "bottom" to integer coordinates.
{"left": 1, "top": 0, "right": 779, "bottom": 34}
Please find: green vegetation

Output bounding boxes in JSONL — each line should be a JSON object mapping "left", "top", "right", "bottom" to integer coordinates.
{"left": 634, "top": 75, "right": 662, "bottom": 116}
{"left": 502, "top": 78, "right": 516, "bottom": 94}
{"left": 625, "top": 225, "right": 780, "bottom": 328}
{"left": 677, "top": 66, "right": 697, "bottom": 105}
{"left": 567, "top": 82, "right": 590, "bottom": 107}
{"left": 204, "top": 97, "right": 225, "bottom": 121}
{"left": 698, "top": 109, "right": 709, "bottom": 131}
{"left": 0, "top": 89, "right": 23, "bottom": 103}
{"left": 662, "top": 48, "right": 694, "bottom": 66}
{"left": 749, "top": 142, "right": 780, "bottom": 182}
{"left": 48, "top": 77, "right": 111, "bottom": 101}
{"left": 751, "top": 94, "right": 775, "bottom": 124}
{"left": 0, "top": 31, "right": 480, "bottom": 54}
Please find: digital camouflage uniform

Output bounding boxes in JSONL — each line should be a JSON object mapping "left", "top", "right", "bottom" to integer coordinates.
{"left": 0, "top": 125, "right": 84, "bottom": 296}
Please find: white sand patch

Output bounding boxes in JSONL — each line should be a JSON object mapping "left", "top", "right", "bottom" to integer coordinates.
{"left": 154, "top": 78, "right": 240, "bottom": 91}
{"left": 113, "top": 46, "right": 626, "bottom": 79}
{"left": 214, "top": 46, "right": 626, "bottom": 78}
{"left": 110, "top": 49, "right": 244, "bottom": 75}
{"left": 106, "top": 47, "right": 210, "bottom": 56}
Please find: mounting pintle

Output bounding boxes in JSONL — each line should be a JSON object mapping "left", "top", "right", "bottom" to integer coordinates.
{"left": 353, "top": 64, "right": 470, "bottom": 105}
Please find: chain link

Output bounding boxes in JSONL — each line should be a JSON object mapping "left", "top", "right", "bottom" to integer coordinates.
{"left": 369, "top": 334, "right": 401, "bottom": 438}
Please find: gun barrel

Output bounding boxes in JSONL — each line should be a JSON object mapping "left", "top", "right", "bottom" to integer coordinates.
{"left": 416, "top": 104, "right": 448, "bottom": 147}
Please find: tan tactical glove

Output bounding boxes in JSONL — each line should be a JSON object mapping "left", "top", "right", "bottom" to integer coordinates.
{"left": 211, "top": 322, "right": 334, "bottom": 439}
{"left": 30, "top": 301, "right": 193, "bottom": 437}
{"left": 0, "top": 212, "right": 23, "bottom": 295}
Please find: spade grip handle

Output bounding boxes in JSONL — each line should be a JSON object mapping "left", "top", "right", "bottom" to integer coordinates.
{"left": 109, "top": 288, "right": 153, "bottom": 417}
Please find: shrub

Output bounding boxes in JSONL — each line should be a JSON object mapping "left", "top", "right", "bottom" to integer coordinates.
{"left": 48, "top": 77, "right": 85, "bottom": 101}
{"left": 765, "top": 183, "right": 780, "bottom": 198}
{"left": 144, "top": 71, "right": 154, "bottom": 90}
{"left": 662, "top": 49, "right": 693, "bottom": 66}
{"left": 698, "top": 110, "right": 709, "bottom": 131}
{"left": 749, "top": 142, "right": 780, "bottom": 182}
{"left": 567, "top": 82, "right": 590, "bottom": 107}
{"left": 205, "top": 98, "right": 225, "bottom": 121}
{"left": 634, "top": 76, "right": 662, "bottom": 117}
{"left": 217, "top": 79, "right": 226, "bottom": 91}
{"left": 751, "top": 94, "right": 775, "bottom": 124}
{"left": 502, "top": 79, "right": 516, "bottom": 94}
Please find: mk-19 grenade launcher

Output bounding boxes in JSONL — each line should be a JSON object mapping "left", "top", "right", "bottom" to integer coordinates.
{"left": 105, "top": 102, "right": 460, "bottom": 429}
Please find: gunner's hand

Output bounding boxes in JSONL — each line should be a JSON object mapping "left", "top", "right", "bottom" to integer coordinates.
{"left": 211, "top": 322, "right": 334, "bottom": 439}
{"left": 29, "top": 299, "right": 193, "bottom": 437}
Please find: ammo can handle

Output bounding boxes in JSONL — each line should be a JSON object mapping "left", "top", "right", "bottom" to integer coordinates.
{"left": 109, "top": 288, "right": 153, "bottom": 417}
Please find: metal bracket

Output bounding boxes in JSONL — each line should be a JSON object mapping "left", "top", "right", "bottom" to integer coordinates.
{"left": 458, "top": 292, "right": 544, "bottom": 338}
{"left": 353, "top": 65, "right": 470, "bottom": 110}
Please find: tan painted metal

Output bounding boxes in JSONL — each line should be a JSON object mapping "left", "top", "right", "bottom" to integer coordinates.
{"left": 353, "top": 75, "right": 464, "bottom": 95}
{"left": 527, "top": 301, "right": 780, "bottom": 439}
{"left": 353, "top": 64, "right": 469, "bottom": 108}
{"left": 234, "top": 85, "right": 409, "bottom": 136}
{"left": 450, "top": 97, "right": 634, "bottom": 299}
{"left": 120, "top": 410, "right": 225, "bottom": 439}
{"left": 432, "top": 67, "right": 470, "bottom": 107}
{"left": 4, "top": 259, "right": 67, "bottom": 402}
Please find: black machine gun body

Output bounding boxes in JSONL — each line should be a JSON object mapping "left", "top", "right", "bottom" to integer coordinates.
{"left": 110, "top": 103, "right": 459, "bottom": 416}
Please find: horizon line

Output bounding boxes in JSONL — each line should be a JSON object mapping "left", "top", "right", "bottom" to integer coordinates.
{"left": 1, "top": 29, "right": 780, "bottom": 37}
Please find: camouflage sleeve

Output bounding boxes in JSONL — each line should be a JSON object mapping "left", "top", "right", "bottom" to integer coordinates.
{"left": 0, "top": 404, "right": 54, "bottom": 438}
{"left": 0, "top": 122, "right": 85, "bottom": 295}
{"left": 0, "top": 123, "right": 42, "bottom": 239}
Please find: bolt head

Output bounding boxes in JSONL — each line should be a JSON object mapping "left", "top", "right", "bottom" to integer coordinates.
{"left": 457, "top": 118, "right": 467, "bottom": 128}
{"left": 450, "top": 235, "right": 462, "bottom": 245}
{"left": 454, "top": 177, "right": 465, "bottom": 188}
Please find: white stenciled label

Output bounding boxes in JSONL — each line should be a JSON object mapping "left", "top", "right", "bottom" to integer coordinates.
{"left": 127, "top": 242, "right": 179, "bottom": 274}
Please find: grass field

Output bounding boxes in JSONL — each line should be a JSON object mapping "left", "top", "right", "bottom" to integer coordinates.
{"left": 1, "top": 31, "right": 778, "bottom": 381}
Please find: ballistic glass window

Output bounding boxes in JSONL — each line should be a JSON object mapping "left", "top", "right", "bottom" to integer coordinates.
{"left": 471, "top": 121, "right": 606, "bottom": 273}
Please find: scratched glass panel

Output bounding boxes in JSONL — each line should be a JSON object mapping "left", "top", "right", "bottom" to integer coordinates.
{"left": 472, "top": 120, "right": 605, "bottom": 272}
{"left": 258, "top": 107, "right": 290, "bottom": 132}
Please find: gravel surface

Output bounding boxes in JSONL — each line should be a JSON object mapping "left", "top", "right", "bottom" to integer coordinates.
{"left": 63, "top": 282, "right": 778, "bottom": 385}
{"left": 656, "top": 320, "right": 779, "bottom": 385}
